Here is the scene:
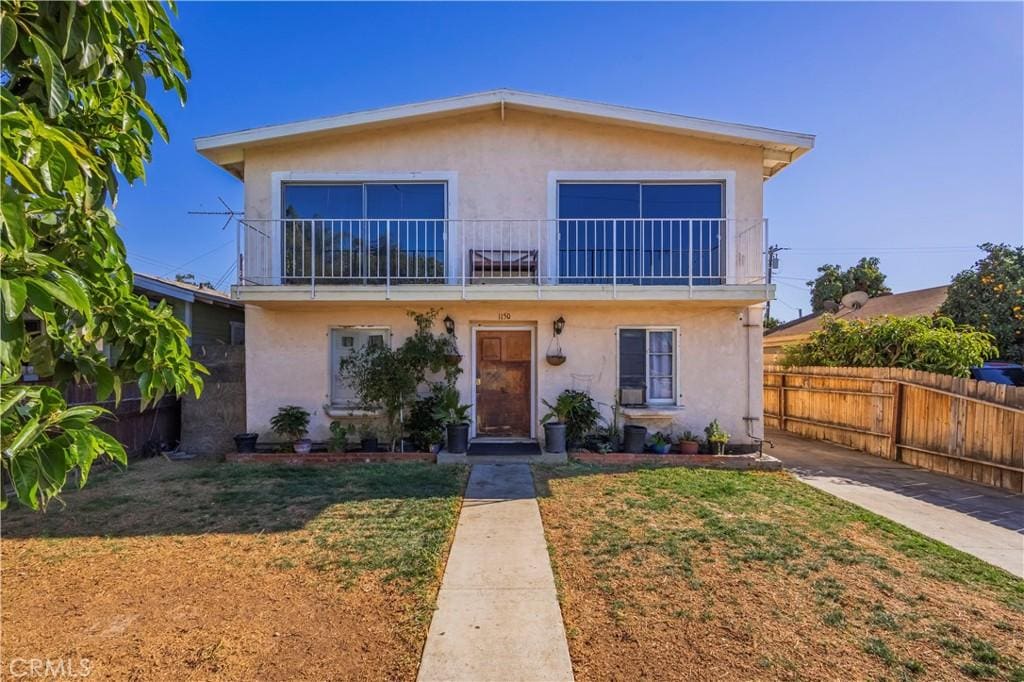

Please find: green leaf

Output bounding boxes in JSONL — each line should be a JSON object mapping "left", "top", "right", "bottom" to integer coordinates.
{"left": 1, "top": 14, "right": 16, "bottom": 61}
{"left": 1, "top": 277, "right": 27, "bottom": 320}
{"left": 94, "top": 364, "right": 114, "bottom": 401}
{"left": 10, "top": 455, "right": 42, "bottom": 510}
{"left": 31, "top": 35, "right": 70, "bottom": 117}
{"left": 24, "top": 270, "right": 90, "bottom": 317}
{"left": 0, "top": 189, "right": 31, "bottom": 249}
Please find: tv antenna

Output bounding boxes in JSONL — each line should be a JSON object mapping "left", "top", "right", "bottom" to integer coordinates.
{"left": 187, "top": 196, "right": 240, "bottom": 230}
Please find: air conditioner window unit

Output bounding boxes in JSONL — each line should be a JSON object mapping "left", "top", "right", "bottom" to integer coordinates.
{"left": 619, "top": 387, "right": 646, "bottom": 407}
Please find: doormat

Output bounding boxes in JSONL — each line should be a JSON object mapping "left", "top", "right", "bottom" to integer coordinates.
{"left": 467, "top": 441, "right": 543, "bottom": 457}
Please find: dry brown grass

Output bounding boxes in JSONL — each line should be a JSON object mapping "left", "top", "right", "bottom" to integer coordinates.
{"left": 535, "top": 464, "right": 1024, "bottom": 681}
{"left": 2, "top": 458, "right": 466, "bottom": 681}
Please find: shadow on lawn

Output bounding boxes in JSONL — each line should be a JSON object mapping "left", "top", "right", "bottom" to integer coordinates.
{"left": 1, "top": 457, "right": 467, "bottom": 539}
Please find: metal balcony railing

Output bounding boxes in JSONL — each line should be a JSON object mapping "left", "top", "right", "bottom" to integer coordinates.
{"left": 236, "top": 218, "right": 768, "bottom": 291}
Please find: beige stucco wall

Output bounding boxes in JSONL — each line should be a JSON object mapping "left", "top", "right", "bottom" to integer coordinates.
{"left": 241, "top": 108, "right": 766, "bottom": 283}
{"left": 245, "top": 301, "right": 765, "bottom": 446}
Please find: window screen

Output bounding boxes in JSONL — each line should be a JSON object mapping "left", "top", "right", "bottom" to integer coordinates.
{"left": 330, "top": 328, "right": 389, "bottom": 406}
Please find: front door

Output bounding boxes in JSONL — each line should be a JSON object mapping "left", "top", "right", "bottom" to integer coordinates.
{"left": 475, "top": 330, "right": 532, "bottom": 437}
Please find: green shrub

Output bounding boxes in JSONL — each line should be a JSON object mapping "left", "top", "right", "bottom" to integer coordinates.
{"left": 542, "top": 390, "right": 600, "bottom": 446}
{"left": 780, "top": 314, "right": 997, "bottom": 377}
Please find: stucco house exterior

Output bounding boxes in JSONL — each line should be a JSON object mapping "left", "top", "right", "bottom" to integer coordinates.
{"left": 195, "top": 90, "right": 814, "bottom": 448}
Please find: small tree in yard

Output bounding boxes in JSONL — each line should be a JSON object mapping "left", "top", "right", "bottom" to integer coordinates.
{"left": 1, "top": 2, "right": 205, "bottom": 509}
{"left": 338, "top": 310, "right": 461, "bottom": 450}
{"left": 939, "top": 243, "right": 1024, "bottom": 363}
{"left": 780, "top": 315, "right": 997, "bottom": 378}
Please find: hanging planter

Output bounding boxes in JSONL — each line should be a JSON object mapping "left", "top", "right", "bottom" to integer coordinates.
{"left": 545, "top": 332, "right": 566, "bottom": 366}
{"left": 445, "top": 352, "right": 463, "bottom": 366}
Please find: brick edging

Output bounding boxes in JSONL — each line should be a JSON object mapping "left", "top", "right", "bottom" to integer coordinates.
{"left": 571, "top": 452, "right": 782, "bottom": 470}
{"left": 225, "top": 452, "right": 435, "bottom": 465}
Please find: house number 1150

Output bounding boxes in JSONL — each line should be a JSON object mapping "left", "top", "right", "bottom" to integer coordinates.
{"left": 497, "top": 312, "right": 511, "bottom": 321}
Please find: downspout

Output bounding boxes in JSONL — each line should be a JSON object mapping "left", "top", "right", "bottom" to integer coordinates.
{"left": 742, "top": 305, "right": 762, "bottom": 442}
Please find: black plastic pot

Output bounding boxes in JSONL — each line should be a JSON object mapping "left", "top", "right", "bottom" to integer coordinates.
{"left": 233, "top": 433, "right": 258, "bottom": 453}
{"left": 544, "top": 422, "right": 567, "bottom": 453}
{"left": 446, "top": 423, "right": 470, "bottom": 454}
{"left": 623, "top": 424, "right": 647, "bottom": 453}
{"left": 360, "top": 437, "right": 379, "bottom": 452}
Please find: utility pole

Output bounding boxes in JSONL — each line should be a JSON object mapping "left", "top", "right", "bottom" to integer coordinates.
{"left": 765, "top": 244, "right": 789, "bottom": 323}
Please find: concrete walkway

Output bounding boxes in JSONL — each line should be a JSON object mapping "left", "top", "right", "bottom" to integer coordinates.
{"left": 768, "top": 430, "right": 1024, "bottom": 577}
{"left": 418, "top": 464, "right": 574, "bottom": 682}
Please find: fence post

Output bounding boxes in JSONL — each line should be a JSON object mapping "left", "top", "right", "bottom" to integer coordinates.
{"left": 779, "top": 373, "right": 787, "bottom": 431}
{"left": 888, "top": 381, "right": 904, "bottom": 461}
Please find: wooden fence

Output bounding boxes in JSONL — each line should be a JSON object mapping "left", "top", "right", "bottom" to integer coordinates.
{"left": 764, "top": 366, "right": 1024, "bottom": 493}
{"left": 66, "top": 381, "right": 181, "bottom": 460}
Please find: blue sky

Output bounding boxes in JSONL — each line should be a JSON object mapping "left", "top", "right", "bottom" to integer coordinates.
{"left": 119, "top": 2, "right": 1023, "bottom": 319}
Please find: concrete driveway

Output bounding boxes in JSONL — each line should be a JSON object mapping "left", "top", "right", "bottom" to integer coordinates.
{"left": 767, "top": 429, "right": 1024, "bottom": 577}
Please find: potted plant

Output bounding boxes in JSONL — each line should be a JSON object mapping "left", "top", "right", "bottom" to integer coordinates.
{"left": 358, "top": 424, "right": 378, "bottom": 452}
{"left": 271, "top": 406, "right": 311, "bottom": 454}
{"left": 233, "top": 432, "right": 259, "bottom": 453}
{"left": 328, "top": 422, "right": 351, "bottom": 452}
{"left": 650, "top": 431, "right": 673, "bottom": 455}
{"left": 677, "top": 430, "right": 700, "bottom": 455}
{"left": 432, "top": 386, "right": 472, "bottom": 454}
{"left": 704, "top": 419, "right": 730, "bottom": 455}
{"left": 540, "top": 395, "right": 571, "bottom": 454}
{"left": 443, "top": 336, "right": 462, "bottom": 366}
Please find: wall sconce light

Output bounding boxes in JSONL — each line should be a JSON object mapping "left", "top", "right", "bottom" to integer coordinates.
{"left": 553, "top": 316, "right": 566, "bottom": 336}
{"left": 443, "top": 315, "right": 456, "bottom": 336}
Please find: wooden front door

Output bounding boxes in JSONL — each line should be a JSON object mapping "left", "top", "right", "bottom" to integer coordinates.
{"left": 475, "top": 330, "right": 532, "bottom": 437}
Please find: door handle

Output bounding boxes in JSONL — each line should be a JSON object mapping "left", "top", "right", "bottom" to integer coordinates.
{"left": 476, "top": 378, "right": 481, "bottom": 386}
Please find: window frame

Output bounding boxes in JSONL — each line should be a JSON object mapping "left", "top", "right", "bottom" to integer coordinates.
{"left": 270, "top": 172, "right": 459, "bottom": 285}
{"left": 328, "top": 325, "right": 391, "bottom": 408}
{"left": 546, "top": 171, "right": 736, "bottom": 285}
{"left": 616, "top": 326, "right": 680, "bottom": 406}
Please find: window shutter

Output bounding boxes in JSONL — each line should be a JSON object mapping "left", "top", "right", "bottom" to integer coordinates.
{"left": 619, "top": 329, "right": 646, "bottom": 390}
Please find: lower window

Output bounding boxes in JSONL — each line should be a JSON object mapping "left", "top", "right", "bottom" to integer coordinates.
{"left": 330, "top": 327, "right": 389, "bottom": 407}
{"left": 618, "top": 328, "right": 676, "bottom": 405}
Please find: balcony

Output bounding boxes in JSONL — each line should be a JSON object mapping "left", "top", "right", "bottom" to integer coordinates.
{"left": 233, "top": 218, "right": 772, "bottom": 303}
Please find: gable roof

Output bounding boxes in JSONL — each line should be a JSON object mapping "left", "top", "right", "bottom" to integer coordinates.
{"left": 764, "top": 285, "right": 950, "bottom": 347}
{"left": 195, "top": 89, "right": 814, "bottom": 180}
{"left": 134, "top": 273, "right": 242, "bottom": 309}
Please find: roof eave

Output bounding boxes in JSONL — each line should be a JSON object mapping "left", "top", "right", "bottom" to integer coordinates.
{"left": 194, "top": 89, "right": 815, "bottom": 177}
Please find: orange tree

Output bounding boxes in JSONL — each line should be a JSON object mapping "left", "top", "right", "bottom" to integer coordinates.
{"left": 1, "top": 2, "right": 204, "bottom": 509}
{"left": 939, "top": 243, "right": 1024, "bottom": 363}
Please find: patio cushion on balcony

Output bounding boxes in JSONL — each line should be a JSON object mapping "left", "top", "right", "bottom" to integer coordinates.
{"left": 469, "top": 249, "right": 538, "bottom": 280}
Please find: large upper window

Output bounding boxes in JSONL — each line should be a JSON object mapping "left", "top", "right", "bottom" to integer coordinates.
{"left": 619, "top": 328, "right": 676, "bottom": 405}
{"left": 330, "top": 327, "right": 390, "bottom": 407}
{"left": 557, "top": 182, "right": 723, "bottom": 284}
{"left": 281, "top": 183, "right": 446, "bottom": 283}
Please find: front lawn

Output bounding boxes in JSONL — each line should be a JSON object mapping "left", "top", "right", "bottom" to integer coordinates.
{"left": 2, "top": 458, "right": 466, "bottom": 680}
{"left": 535, "top": 465, "right": 1024, "bottom": 681}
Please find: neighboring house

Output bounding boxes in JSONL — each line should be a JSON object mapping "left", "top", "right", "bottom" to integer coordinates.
{"left": 763, "top": 285, "right": 950, "bottom": 362}
{"left": 134, "top": 273, "right": 245, "bottom": 346}
{"left": 195, "top": 89, "right": 814, "bottom": 446}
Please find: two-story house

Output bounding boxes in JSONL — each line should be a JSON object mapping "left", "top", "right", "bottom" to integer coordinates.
{"left": 196, "top": 90, "right": 813, "bottom": 448}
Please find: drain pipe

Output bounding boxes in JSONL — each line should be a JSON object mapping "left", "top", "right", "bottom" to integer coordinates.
{"left": 742, "top": 305, "right": 763, "bottom": 445}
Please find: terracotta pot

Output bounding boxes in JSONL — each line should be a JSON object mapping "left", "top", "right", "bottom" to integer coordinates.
{"left": 546, "top": 353, "right": 566, "bottom": 366}
{"left": 678, "top": 440, "right": 699, "bottom": 455}
{"left": 293, "top": 438, "right": 312, "bottom": 454}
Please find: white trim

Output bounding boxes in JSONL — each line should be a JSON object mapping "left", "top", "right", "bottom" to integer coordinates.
{"left": 615, "top": 325, "right": 681, "bottom": 407}
{"left": 196, "top": 89, "right": 814, "bottom": 156}
{"left": 133, "top": 274, "right": 195, "bottom": 303}
{"left": 327, "top": 325, "right": 391, "bottom": 408}
{"left": 469, "top": 324, "right": 537, "bottom": 439}
{"left": 269, "top": 171, "right": 459, "bottom": 285}
{"left": 547, "top": 172, "right": 737, "bottom": 284}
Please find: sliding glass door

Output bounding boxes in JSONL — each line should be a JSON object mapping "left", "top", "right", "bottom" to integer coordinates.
{"left": 281, "top": 182, "right": 446, "bottom": 284}
{"left": 557, "top": 182, "right": 724, "bottom": 285}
